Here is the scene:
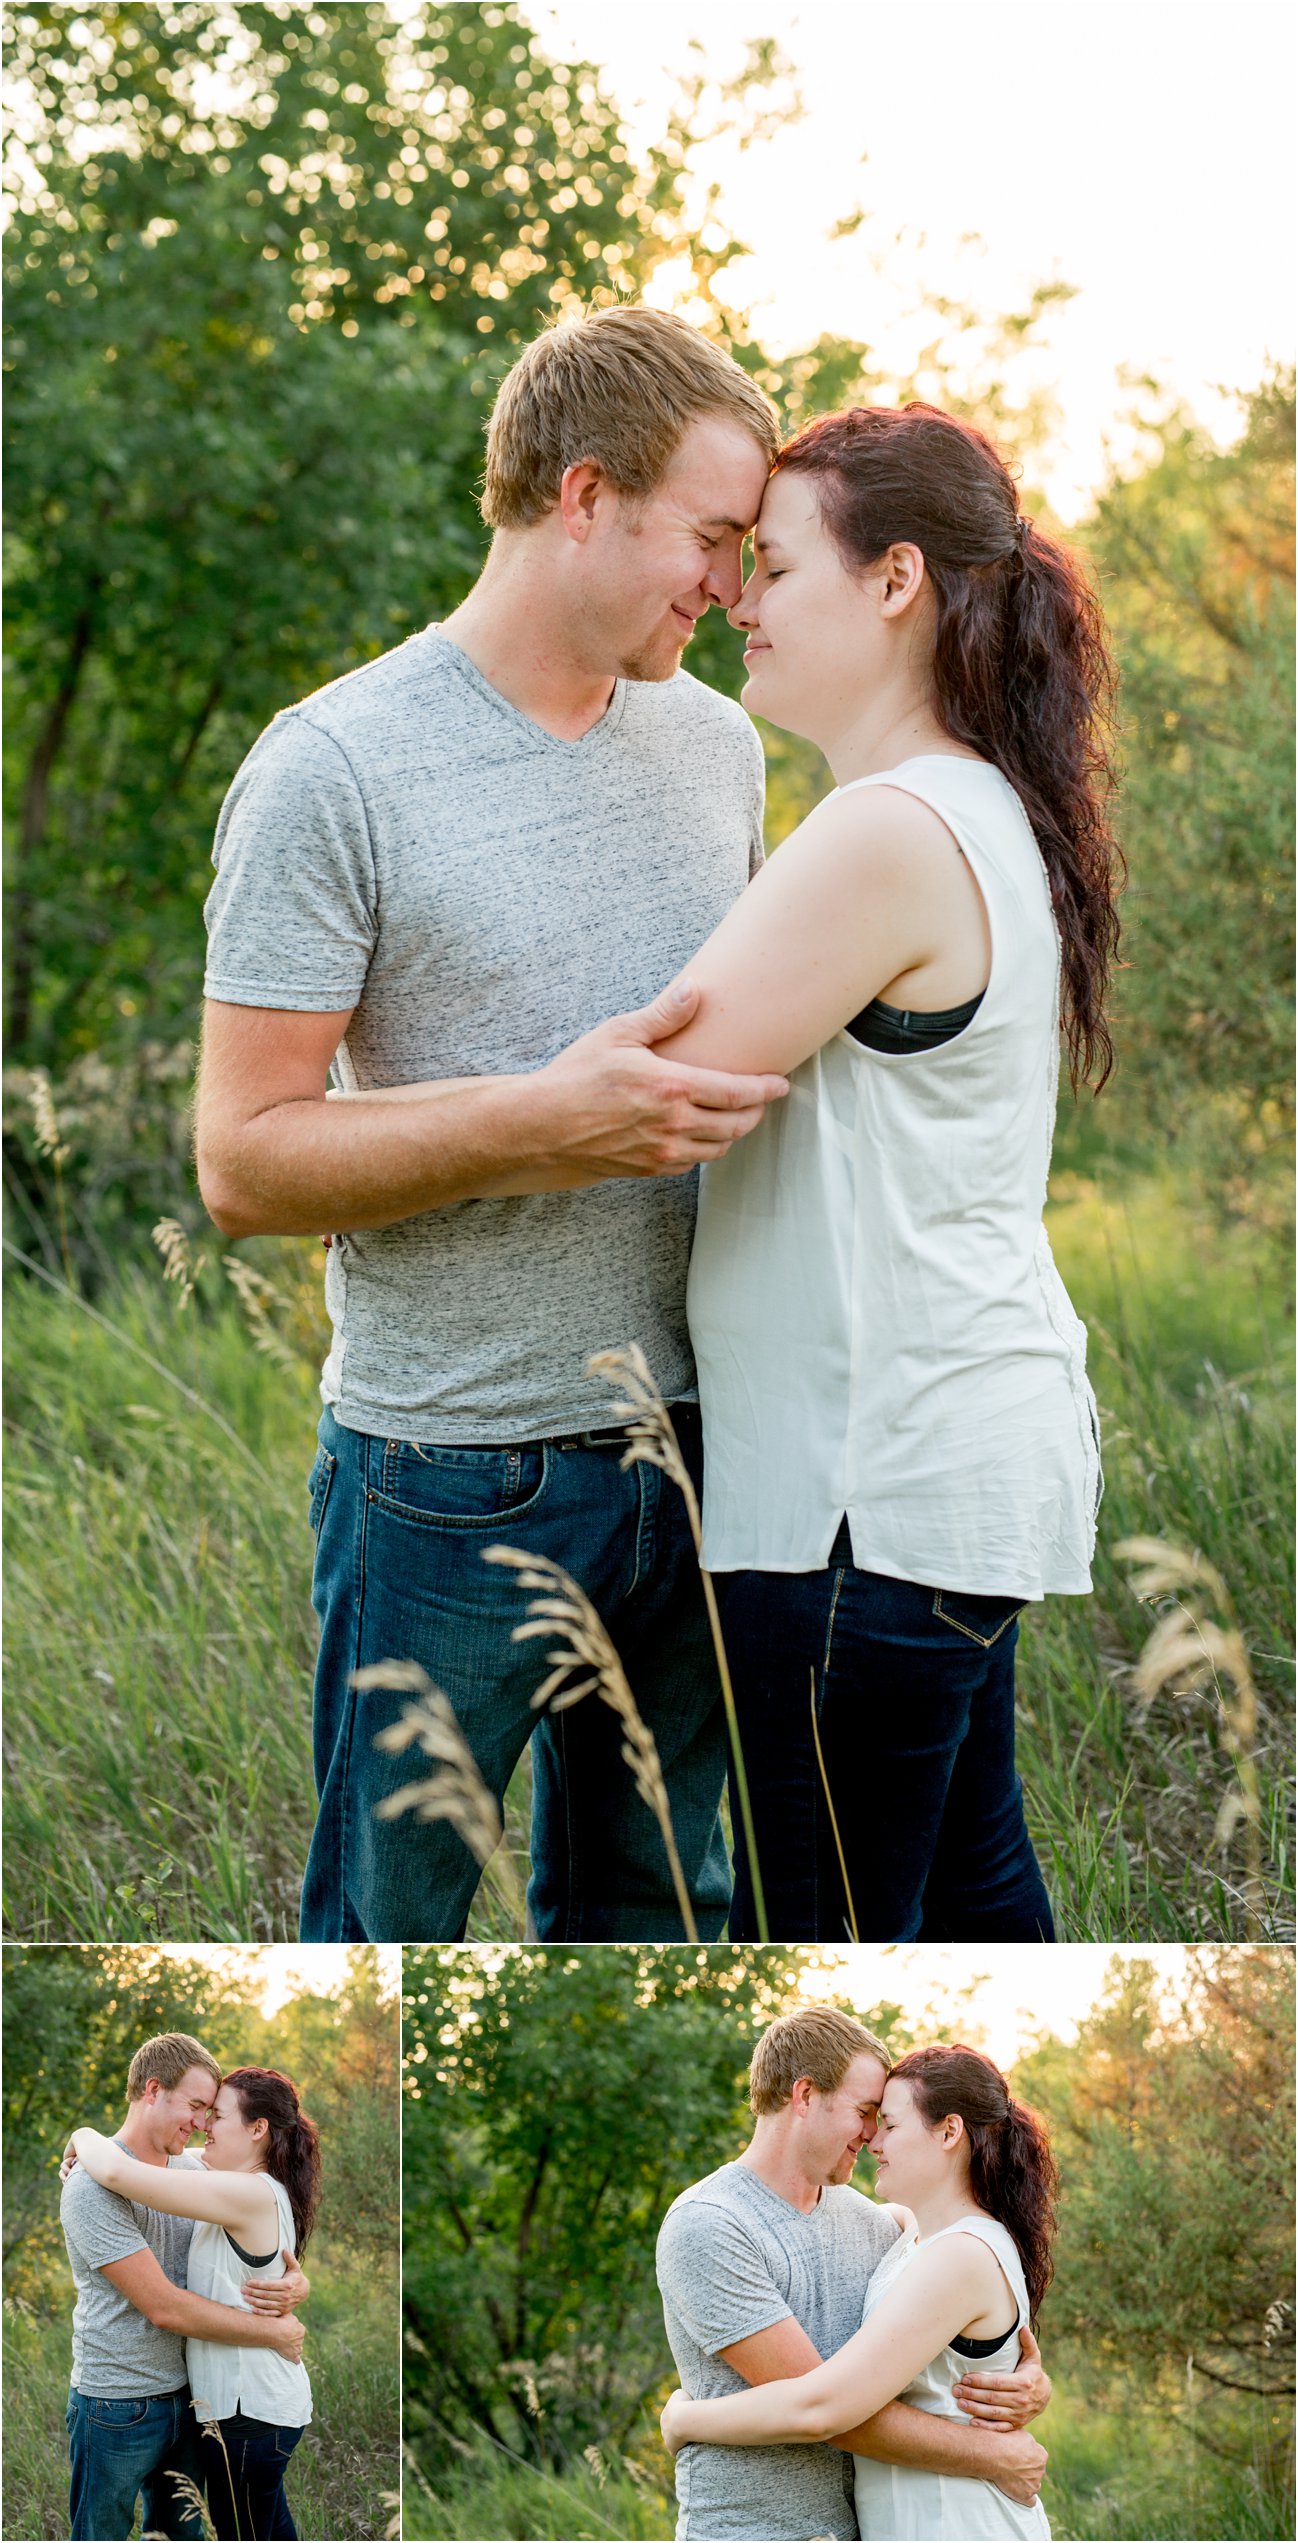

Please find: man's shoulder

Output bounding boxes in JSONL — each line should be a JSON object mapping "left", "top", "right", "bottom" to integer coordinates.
{"left": 61, "top": 2164, "right": 137, "bottom": 2239}
{"left": 271, "top": 624, "right": 448, "bottom": 758}
{"left": 658, "top": 2163, "right": 750, "bottom": 2246}
{"left": 824, "top": 2182, "right": 904, "bottom": 2247}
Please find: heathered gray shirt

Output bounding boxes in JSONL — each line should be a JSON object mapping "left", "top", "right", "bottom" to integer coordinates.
{"left": 657, "top": 2162, "right": 902, "bottom": 2542}
{"left": 62, "top": 2150, "right": 202, "bottom": 2397}
{"left": 203, "top": 627, "right": 765, "bottom": 1440}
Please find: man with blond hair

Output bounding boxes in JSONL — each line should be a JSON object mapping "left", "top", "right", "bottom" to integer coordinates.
{"left": 656, "top": 2006, "right": 1051, "bottom": 2541}
{"left": 197, "top": 303, "right": 787, "bottom": 1945}
{"left": 60, "top": 2032, "right": 309, "bottom": 2541}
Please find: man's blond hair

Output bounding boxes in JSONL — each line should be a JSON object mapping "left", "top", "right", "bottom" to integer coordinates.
{"left": 749, "top": 2005, "right": 891, "bottom": 2116}
{"left": 481, "top": 304, "right": 780, "bottom": 529}
{"left": 126, "top": 2032, "right": 221, "bottom": 2102}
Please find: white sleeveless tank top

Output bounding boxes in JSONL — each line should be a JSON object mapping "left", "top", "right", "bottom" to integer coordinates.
{"left": 853, "top": 2213, "right": 1050, "bottom": 2540}
{"left": 185, "top": 2175, "right": 313, "bottom": 2427}
{"left": 687, "top": 755, "right": 1100, "bottom": 1595}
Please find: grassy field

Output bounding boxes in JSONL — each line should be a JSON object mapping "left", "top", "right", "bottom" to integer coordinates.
{"left": 3, "top": 1171, "right": 1292, "bottom": 1943}
{"left": 1, "top": 2241, "right": 399, "bottom": 2540}
{"left": 401, "top": 2379, "right": 1293, "bottom": 2543}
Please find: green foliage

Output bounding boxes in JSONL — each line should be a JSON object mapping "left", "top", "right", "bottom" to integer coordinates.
{"left": 1021, "top": 1951, "right": 1294, "bottom": 2399}
{"left": 1064, "top": 371, "right": 1295, "bottom": 1212}
{"left": 2, "top": 0, "right": 692, "bottom": 1063}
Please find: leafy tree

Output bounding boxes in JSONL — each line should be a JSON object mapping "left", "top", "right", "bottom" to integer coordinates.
{"left": 2, "top": 0, "right": 701, "bottom": 1062}
{"left": 1065, "top": 372, "right": 1296, "bottom": 1212}
{"left": 1017, "top": 1948, "right": 1294, "bottom": 2460}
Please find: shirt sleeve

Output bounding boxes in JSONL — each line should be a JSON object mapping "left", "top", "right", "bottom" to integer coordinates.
{"left": 203, "top": 708, "right": 378, "bottom": 1011}
{"left": 657, "top": 2198, "right": 793, "bottom": 2357}
{"left": 61, "top": 2171, "right": 147, "bottom": 2270}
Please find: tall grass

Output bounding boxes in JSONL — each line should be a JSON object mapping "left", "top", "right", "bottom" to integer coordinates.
{"left": 1, "top": 2244, "right": 399, "bottom": 2540}
{"left": 3, "top": 1174, "right": 1292, "bottom": 1942}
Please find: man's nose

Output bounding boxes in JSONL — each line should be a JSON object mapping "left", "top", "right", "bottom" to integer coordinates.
{"left": 703, "top": 540, "right": 749, "bottom": 613}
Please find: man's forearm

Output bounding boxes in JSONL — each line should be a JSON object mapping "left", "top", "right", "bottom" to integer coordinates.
{"left": 161, "top": 2286, "right": 297, "bottom": 2349}
{"left": 202, "top": 1074, "right": 568, "bottom": 1237}
{"left": 838, "top": 2397, "right": 1020, "bottom": 2477}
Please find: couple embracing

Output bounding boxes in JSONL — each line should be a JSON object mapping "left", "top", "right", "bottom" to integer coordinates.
{"left": 59, "top": 2031, "right": 315, "bottom": 2541}
{"left": 658, "top": 2004, "right": 1057, "bottom": 2540}
{"left": 197, "top": 300, "right": 1119, "bottom": 1946}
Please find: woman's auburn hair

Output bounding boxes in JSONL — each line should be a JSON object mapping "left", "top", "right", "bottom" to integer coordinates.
{"left": 775, "top": 402, "right": 1124, "bottom": 1091}
{"left": 887, "top": 2043, "right": 1059, "bottom": 2324}
{"left": 221, "top": 2066, "right": 322, "bottom": 2257}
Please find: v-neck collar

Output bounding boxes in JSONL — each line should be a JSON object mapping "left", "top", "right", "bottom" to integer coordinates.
{"left": 429, "top": 626, "right": 629, "bottom": 754}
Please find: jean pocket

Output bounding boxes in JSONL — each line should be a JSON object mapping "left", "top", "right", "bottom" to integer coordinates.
{"left": 273, "top": 2424, "right": 305, "bottom": 2459}
{"left": 370, "top": 1438, "right": 549, "bottom": 1530}
{"left": 932, "top": 1589, "right": 1025, "bottom": 1648}
{"left": 307, "top": 1445, "right": 337, "bottom": 1536}
{"left": 88, "top": 2395, "right": 152, "bottom": 2425}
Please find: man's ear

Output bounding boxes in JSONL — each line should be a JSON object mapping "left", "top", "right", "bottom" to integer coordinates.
{"left": 142, "top": 2078, "right": 160, "bottom": 2107}
{"left": 558, "top": 458, "right": 608, "bottom": 545}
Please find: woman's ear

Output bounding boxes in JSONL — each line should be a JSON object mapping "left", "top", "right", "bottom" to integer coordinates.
{"left": 879, "top": 541, "right": 926, "bottom": 616}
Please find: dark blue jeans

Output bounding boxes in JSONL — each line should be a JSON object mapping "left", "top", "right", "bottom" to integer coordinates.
{"left": 67, "top": 2384, "right": 205, "bottom": 2541}
{"left": 299, "top": 1402, "right": 730, "bottom": 1941}
{"left": 722, "top": 1532, "right": 1055, "bottom": 1942}
{"left": 202, "top": 2411, "right": 304, "bottom": 2541}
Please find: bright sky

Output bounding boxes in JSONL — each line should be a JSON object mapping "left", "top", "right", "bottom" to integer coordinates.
{"left": 793, "top": 1943, "right": 1200, "bottom": 2067}
{"left": 140, "top": 1944, "right": 402, "bottom": 2015}
{"left": 531, "top": 1, "right": 1295, "bottom": 517}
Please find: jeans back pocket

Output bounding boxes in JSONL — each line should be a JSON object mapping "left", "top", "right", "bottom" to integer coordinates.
{"left": 932, "top": 1588, "right": 1025, "bottom": 1649}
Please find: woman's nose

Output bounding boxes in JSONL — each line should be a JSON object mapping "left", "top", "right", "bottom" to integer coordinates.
{"left": 728, "top": 570, "right": 760, "bottom": 629}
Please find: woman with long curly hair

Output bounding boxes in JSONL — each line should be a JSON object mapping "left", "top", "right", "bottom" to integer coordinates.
{"left": 68, "top": 2066, "right": 321, "bottom": 2539}
{"left": 662, "top": 2044, "right": 1060, "bottom": 2538}
{"left": 650, "top": 400, "right": 1122, "bottom": 1943}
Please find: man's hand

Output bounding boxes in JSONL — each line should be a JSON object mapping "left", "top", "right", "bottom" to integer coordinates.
{"left": 241, "top": 2253, "right": 309, "bottom": 2315}
{"left": 952, "top": 2323, "right": 1051, "bottom": 2427}
{"left": 527, "top": 982, "right": 788, "bottom": 1185}
{"left": 980, "top": 2427, "right": 1048, "bottom": 2509}
{"left": 59, "top": 2140, "right": 79, "bottom": 2185}
{"left": 265, "top": 2311, "right": 306, "bottom": 2366}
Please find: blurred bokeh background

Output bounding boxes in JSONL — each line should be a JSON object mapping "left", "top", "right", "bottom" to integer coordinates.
{"left": 3, "top": 4, "right": 1293, "bottom": 1945}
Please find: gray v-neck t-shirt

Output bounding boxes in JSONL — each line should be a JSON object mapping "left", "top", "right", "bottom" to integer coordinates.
{"left": 657, "top": 2161, "right": 902, "bottom": 2540}
{"left": 61, "top": 2150, "right": 202, "bottom": 2398}
{"left": 203, "top": 628, "right": 765, "bottom": 1441}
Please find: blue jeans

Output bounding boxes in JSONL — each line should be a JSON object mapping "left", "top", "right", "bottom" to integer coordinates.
{"left": 203, "top": 2411, "right": 304, "bottom": 2541}
{"left": 722, "top": 1529, "right": 1056, "bottom": 1941}
{"left": 299, "top": 1402, "right": 730, "bottom": 1941}
{"left": 67, "top": 2384, "right": 205, "bottom": 2541}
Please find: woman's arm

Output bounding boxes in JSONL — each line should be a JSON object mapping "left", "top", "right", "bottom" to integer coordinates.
{"left": 649, "top": 785, "right": 987, "bottom": 1080}
{"left": 68, "top": 2132, "right": 279, "bottom": 2253}
{"left": 335, "top": 788, "right": 983, "bottom": 1122}
{"left": 662, "top": 2239, "right": 995, "bottom": 2452}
